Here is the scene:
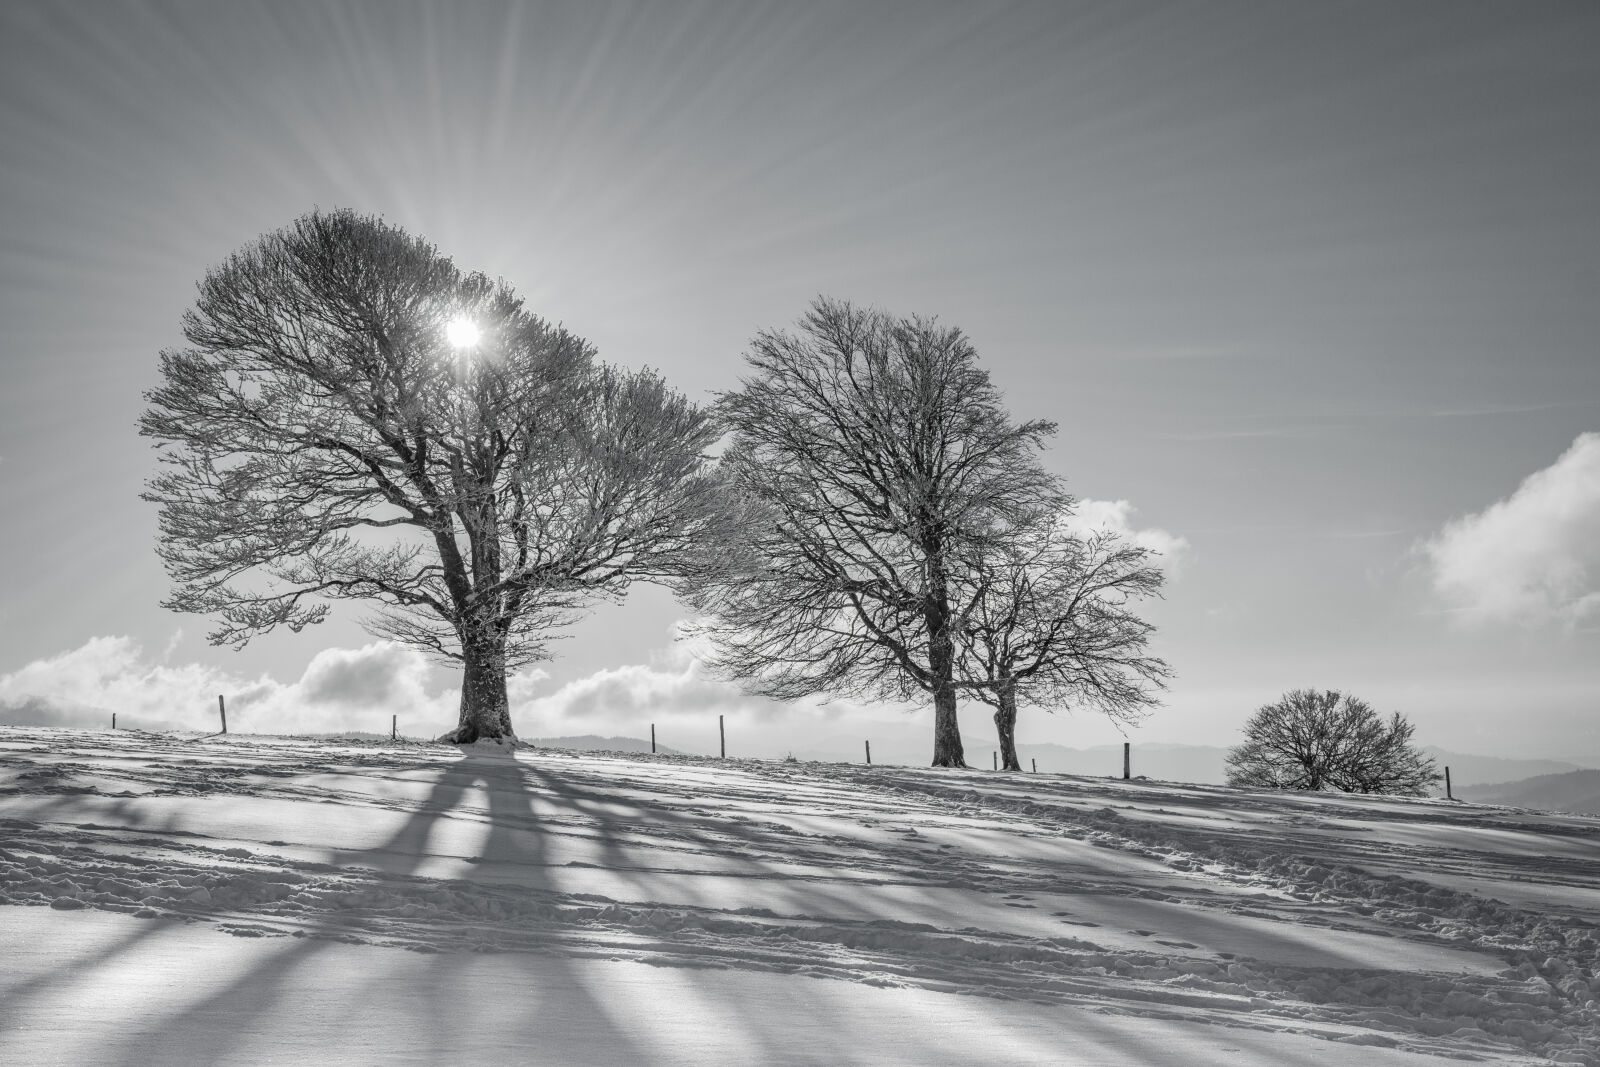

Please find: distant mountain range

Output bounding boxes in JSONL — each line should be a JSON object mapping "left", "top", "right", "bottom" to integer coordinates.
{"left": 526, "top": 734, "right": 690, "bottom": 757}
{"left": 1420, "top": 748, "right": 1595, "bottom": 789}
{"left": 1459, "top": 769, "right": 1600, "bottom": 817}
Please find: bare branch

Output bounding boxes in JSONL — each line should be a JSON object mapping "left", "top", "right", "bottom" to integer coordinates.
{"left": 1224, "top": 689, "right": 1442, "bottom": 795}
{"left": 686, "top": 297, "right": 1060, "bottom": 767}
{"left": 142, "top": 209, "right": 743, "bottom": 741}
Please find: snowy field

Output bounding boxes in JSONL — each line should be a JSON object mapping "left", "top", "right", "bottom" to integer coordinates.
{"left": 2, "top": 727, "right": 1598, "bottom": 1065}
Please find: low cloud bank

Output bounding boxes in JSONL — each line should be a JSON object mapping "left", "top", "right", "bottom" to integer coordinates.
{"left": 0, "top": 632, "right": 1141, "bottom": 761}
{"left": 517, "top": 644, "right": 858, "bottom": 751}
{"left": 522, "top": 655, "right": 779, "bottom": 726}
{"left": 1421, "top": 432, "right": 1600, "bottom": 626}
{"left": 0, "top": 636, "right": 455, "bottom": 735}
{"left": 0, "top": 636, "right": 824, "bottom": 746}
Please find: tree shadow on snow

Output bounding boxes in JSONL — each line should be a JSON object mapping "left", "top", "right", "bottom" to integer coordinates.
{"left": 96, "top": 751, "right": 662, "bottom": 1066}
{"left": 11, "top": 738, "right": 1551, "bottom": 1065}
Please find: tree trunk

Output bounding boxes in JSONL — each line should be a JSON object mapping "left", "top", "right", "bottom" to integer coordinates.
{"left": 994, "top": 683, "right": 1020, "bottom": 771}
{"left": 931, "top": 681, "right": 965, "bottom": 768}
{"left": 926, "top": 601, "right": 966, "bottom": 768}
{"left": 443, "top": 623, "right": 514, "bottom": 744}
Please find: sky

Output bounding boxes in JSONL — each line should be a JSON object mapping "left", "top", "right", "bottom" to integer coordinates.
{"left": 1, "top": 0, "right": 1597, "bottom": 762}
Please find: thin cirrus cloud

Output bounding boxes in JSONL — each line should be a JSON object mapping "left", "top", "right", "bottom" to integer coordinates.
{"left": 1420, "top": 432, "right": 1600, "bottom": 627}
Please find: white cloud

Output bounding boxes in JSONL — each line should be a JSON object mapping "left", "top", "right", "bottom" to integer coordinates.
{"left": 0, "top": 637, "right": 231, "bottom": 732}
{"left": 0, "top": 636, "right": 454, "bottom": 735}
{"left": 297, "top": 643, "right": 431, "bottom": 709}
{"left": 0, "top": 633, "right": 1024, "bottom": 760}
{"left": 0, "top": 633, "right": 799, "bottom": 745}
{"left": 1065, "top": 498, "right": 1190, "bottom": 574}
{"left": 521, "top": 653, "right": 789, "bottom": 733}
{"left": 515, "top": 650, "right": 935, "bottom": 758}
{"left": 0, "top": 632, "right": 1143, "bottom": 763}
{"left": 1421, "top": 432, "right": 1600, "bottom": 626}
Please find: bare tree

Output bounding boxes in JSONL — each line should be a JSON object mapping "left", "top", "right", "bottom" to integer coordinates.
{"left": 1225, "top": 689, "right": 1442, "bottom": 795}
{"left": 141, "top": 209, "right": 738, "bottom": 743}
{"left": 687, "top": 297, "right": 1057, "bottom": 767}
{"left": 956, "top": 517, "right": 1170, "bottom": 770}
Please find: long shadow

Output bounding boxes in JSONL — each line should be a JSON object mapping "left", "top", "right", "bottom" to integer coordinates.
{"left": 517, "top": 762, "right": 960, "bottom": 940}
{"left": 485, "top": 758, "right": 825, "bottom": 1066}
{"left": 98, "top": 750, "right": 658, "bottom": 1066}
{"left": 521, "top": 759, "right": 951, "bottom": 887}
{"left": 0, "top": 906, "right": 174, "bottom": 1034}
{"left": 8, "top": 734, "right": 1552, "bottom": 1063}
{"left": 0, "top": 752, "right": 209, "bottom": 1030}
{"left": 729, "top": 761, "right": 1528, "bottom": 974}
{"left": 516, "top": 762, "right": 789, "bottom": 895}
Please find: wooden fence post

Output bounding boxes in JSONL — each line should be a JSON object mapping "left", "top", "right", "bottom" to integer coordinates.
{"left": 391, "top": 714, "right": 397, "bottom": 741}
{"left": 719, "top": 714, "right": 725, "bottom": 758}
{"left": 218, "top": 695, "right": 227, "bottom": 734}
{"left": 1031, "top": 758, "right": 1036, "bottom": 773}
{"left": 1122, "top": 742, "right": 1129, "bottom": 780}
{"left": 651, "top": 723, "right": 656, "bottom": 754}
{"left": 1445, "top": 766, "right": 1453, "bottom": 800}
{"left": 993, "top": 751, "right": 998, "bottom": 770}
{"left": 865, "top": 740, "right": 872, "bottom": 765}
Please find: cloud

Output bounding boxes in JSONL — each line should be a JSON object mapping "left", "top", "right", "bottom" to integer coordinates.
{"left": 1420, "top": 432, "right": 1600, "bottom": 626}
{"left": 513, "top": 648, "right": 931, "bottom": 758}
{"left": 0, "top": 636, "right": 454, "bottom": 735}
{"left": 0, "top": 696, "right": 101, "bottom": 729}
{"left": 0, "top": 636, "right": 232, "bottom": 731}
{"left": 0, "top": 630, "right": 956, "bottom": 759}
{"left": 1065, "top": 498, "right": 1190, "bottom": 574}
{"left": 298, "top": 643, "right": 430, "bottom": 709}
{"left": 0, "top": 633, "right": 796, "bottom": 745}
{"left": 521, "top": 652, "right": 789, "bottom": 731}
{"left": 0, "top": 634, "right": 1112, "bottom": 762}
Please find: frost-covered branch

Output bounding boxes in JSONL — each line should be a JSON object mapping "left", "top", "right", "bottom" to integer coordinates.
{"left": 142, "top": 209, "right": 744, "bottom": 741}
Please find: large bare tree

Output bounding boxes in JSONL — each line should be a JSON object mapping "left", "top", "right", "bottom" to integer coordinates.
{"left": 954, "top": 517, "right": 1170, "bottom": 770}
{"left": 141, "top": 209, "right": 737, "bottom": 743}
{"left": 687, "top": 298, "right": 1057, "bottom": 767}
{"left": 1225, "top": 690, "right": 1442, "bottom": 794}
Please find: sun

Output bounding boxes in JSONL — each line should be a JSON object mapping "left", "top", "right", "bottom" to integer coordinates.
{"left": 445, "top": 316, "right": 481, "bottom": 349}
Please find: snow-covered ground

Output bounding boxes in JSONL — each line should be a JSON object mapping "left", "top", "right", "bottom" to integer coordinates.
{"left": 2, "top": 727, "right": 1597, "bottom": 1065}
